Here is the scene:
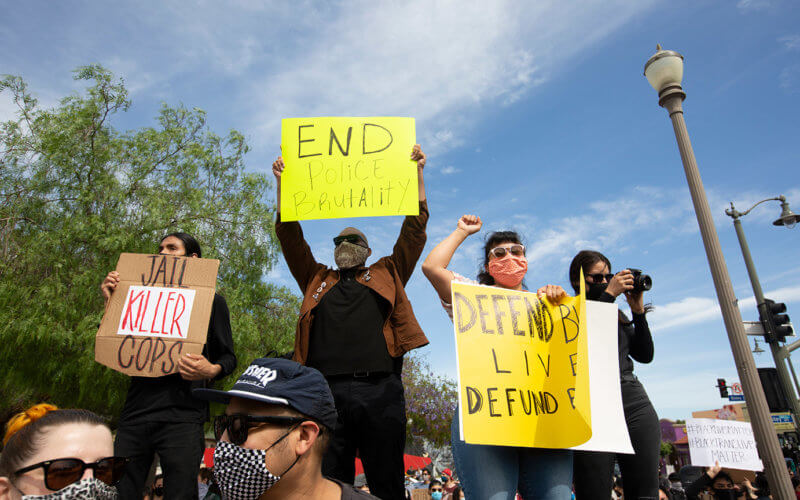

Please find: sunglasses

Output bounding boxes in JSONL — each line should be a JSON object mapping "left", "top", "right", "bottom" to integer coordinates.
{"left": 431, "top": 487, "right": 444, "bottom": 492}
{"left": 333, "top": 234, "right": 366, "bottom": 247}
{"left": 489, "top": 244, "right": 525, "bottom": 259}
{"left": 15, "top": 456, "right": 128, "bottom": 491}
{"left": 586, "top": 273, "right": 614, "bottom": 283}
{"left": 213, "top": 414, "right": 309, "bottom": 446}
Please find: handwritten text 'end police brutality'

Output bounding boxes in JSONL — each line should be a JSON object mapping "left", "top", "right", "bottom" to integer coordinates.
{"left": 453, "top": 292, "right": 581, "bottom": 419}
{"left": 289, "top": 123, "right": 414, "bottom": 217}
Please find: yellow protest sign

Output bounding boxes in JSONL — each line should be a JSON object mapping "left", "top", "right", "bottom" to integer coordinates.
{"left": 280, "top": 117, "right": 419, "bottom": 221}
{"left": 453, "top": 279, "right": 591, "bottom": 448}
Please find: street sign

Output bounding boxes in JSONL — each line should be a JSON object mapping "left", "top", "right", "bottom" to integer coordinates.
{"left": 743, "top": 321, "right": 766, "bottom": 336}
{"left": 772, "top": 414, "right": 793, "bottom": 424}
{"left": 731, "top": 382, "right": 743, "bottom": 395}
{"left": 728, "top": 395, "right": 745, "bottom": 401}
{"left": 772, "top": 413, "right": 795, "bottom": 431}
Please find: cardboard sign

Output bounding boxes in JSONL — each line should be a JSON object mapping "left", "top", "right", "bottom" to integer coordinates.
{"left": 570, "top": 300, "right": 634, "bottom": 453}
{"left": 280, "top": 117, "right": 418, "bottom": 221}
{"left": 95, "top": 253, "right": 219, "bottom": 377}
{"left": 687, "top": 418, "right": 763, "bottom": 471}
{"left": 453, "top": 281, "right": 591, "bottom": 448}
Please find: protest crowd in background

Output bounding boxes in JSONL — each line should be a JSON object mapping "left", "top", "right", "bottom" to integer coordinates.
{"left": 0, "top": 112, "right": 789, "bottom": 500}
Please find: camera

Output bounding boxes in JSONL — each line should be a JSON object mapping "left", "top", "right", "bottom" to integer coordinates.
{"left": 628, "top": 268, "right": 652, "bottom": 292}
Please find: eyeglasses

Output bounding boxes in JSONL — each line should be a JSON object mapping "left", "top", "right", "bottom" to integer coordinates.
{"left": 14, "top": 456, "right": 128, "bottom": 491}
{"left": 488, "top": 244, "right": 525, "bottom": 259}
{"left": 586, "top": 273, "right": 614, "bottom": 283}
{"left": 333, "top": 234, "right": 367, "bottom": 247}
{"left": 213, "top": 414, "right": 309, "bottom": 446}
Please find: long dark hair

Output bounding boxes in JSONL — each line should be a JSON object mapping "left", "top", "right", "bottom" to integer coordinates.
{"left": 569, "top": 249, "right": 651, "bottom": 323}
{"left": 476, "top": 231, "right": 524, "bottom": 286}
{"left": 568, "top": 250, "right": 610, "bottom": 292}
{"left": 0, "top": 405, "right": 106, "bottom": 482}
{"left": 160, "top": 232, "right": 202, "bottom": 258}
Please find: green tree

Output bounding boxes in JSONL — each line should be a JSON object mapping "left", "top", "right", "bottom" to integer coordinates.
{"left": 0, "top": 66, "right": 299, "bottom": 424}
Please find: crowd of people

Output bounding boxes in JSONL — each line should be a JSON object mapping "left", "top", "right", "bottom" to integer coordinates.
{"left": 0, "top": 142, "right": 769, "bottom": 499}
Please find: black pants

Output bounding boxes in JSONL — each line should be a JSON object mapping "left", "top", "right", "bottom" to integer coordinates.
{"left": 574, "top": 380, "right": 661, "bottom": 500}
{"left": 114, "top": 420, "right": 205, "bottom": 500}
{"left": 323, "top": 373, "right": 406, "bottom": 500}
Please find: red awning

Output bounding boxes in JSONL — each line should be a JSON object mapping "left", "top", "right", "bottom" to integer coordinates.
{"left": 355, "top": 454, "right": 431, "bottom": 476}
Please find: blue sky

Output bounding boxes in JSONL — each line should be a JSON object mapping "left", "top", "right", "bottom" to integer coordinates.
{"left": 2, "top": 0, "right": 799, "bottom": 421}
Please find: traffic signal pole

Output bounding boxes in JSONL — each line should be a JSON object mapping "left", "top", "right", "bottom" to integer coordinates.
{"left": 732, "top": 216, "right": 800, "bottom": 423}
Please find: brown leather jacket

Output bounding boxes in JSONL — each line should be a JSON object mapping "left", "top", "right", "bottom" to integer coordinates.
{"left": 275, "top": 201, "right": 430, "bottom": 364}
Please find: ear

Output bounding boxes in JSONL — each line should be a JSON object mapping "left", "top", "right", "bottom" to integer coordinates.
{"left": 190, "top": 253, "right": 199, "bottom": 258}
{"left": 0, "top": 477, "right": 21, "bottom": 500}
{"left": 293, "top": 421, "right": 320, "bottom": 456}
{"left": 367, "top": 248, "right": 372, "bottom": 258}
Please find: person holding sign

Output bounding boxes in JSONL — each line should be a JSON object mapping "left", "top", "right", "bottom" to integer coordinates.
{"left": 272, "top": 146, "right": 429, "bottom": 500}
{"left": 100, "top": 233, "right": 237, "bottom": 500}
{"left": 568, "top": 250, "right": 659, "bottom": 500}
{"left": 421, "top": 214, "right": 573, "bottom": 500}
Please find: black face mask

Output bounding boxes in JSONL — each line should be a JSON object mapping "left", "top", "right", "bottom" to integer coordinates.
{"left": 153, "top": 485, "right": 164, "bottom": 496}
{"left": 712, "top": 488, "right": 740, "bottom": 500}
{"left": 586, "top": 282, "right": 609, "bottom": 300}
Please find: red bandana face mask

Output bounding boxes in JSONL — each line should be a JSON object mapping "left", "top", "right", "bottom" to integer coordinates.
{"left": 487, "top": 256, "right": 528, "bottom": 288}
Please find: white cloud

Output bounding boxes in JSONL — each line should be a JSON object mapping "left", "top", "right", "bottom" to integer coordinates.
{"left": 439, "top": 165, "right": 460, "bottom": 175}
{"left": 247, "top": 0, "right": 658, "bottom": 154}
{"left": 0, "top": 94, "right": 17, "bottom": 123}
{"left": 737, "top": 0, "right": 773, "bottom": 11}
{"left": 780, "top": 64, "right": 800, "bottom": 92}
{"left": 647, "top": 284, "right": 800, "bottom": 332}
{"left": 780, "top": 35, "right": 800, "bottom": 51}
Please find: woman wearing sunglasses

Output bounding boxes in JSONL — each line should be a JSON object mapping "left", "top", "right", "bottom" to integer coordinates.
{"left": 568, "top": 250, "right": 659, "bottom": 499}
{"left": 422, "top": 214, "right": 572, "bottom": 500}
{"left": 0, "top": 403, "right": 126, "bottom": 499}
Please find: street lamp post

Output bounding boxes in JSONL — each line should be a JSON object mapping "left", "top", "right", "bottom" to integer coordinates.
{"left": 644, "top": 45, "right": 793, "bottom": 497}
{"left": 726, "top": 197, "right": 800, "bottom": 426}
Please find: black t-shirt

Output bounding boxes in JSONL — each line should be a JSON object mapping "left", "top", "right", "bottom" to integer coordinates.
{"left": 119, "top": 293, "right": 237, "bottom": 424}
{"left": 306, "top": 269, "right": 394, "bottom": 376}
{"left": 329, "top": 478, "right": 381, "bottom": 500}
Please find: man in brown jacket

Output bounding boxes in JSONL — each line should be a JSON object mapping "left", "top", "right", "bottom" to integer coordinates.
{"left": 271, "top": 145, "right": 429, "bottom": 500}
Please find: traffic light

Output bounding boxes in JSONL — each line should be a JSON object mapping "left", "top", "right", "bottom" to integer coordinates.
{"left": 717, "top": 378, "right": 729, "bottom": 398}
{"left": 760, "top": 298, "right": 793, "bottom": 343}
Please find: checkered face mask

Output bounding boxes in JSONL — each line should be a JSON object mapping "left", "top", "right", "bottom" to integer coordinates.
{"left": 21, "top": 478, "right": 118, "bottom": 499}
{"left": 213, "top": 437, "right": 299, "bottom": 500}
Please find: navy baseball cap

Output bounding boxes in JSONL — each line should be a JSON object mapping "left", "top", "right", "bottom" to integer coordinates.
{"left": 193, "top": 358, "right": 338, "bottom": 430}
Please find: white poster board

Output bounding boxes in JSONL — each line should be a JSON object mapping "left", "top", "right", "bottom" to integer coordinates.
{"left": 570, "top": 300, "right": 634, "bottom": 453}
{"left": 687, "top": 418, "right": 763, "bottom": 471}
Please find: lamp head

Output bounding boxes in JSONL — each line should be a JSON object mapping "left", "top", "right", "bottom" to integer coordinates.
{"left": 774, "top": 200, "right": 800, "bottom": 228}
{"left": 644, "top": 44, "right": 685, "bottom": 92}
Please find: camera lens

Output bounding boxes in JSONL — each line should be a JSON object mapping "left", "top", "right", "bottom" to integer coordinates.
{"left": 634, "top": 273, "right": 652, "bottom": 292}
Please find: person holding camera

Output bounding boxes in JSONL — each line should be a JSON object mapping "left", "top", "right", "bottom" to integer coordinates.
{"left": 568, "top": 250, "right": 660, "bottom": 499}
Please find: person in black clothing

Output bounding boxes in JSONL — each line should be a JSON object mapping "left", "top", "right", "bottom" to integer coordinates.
{"left": 272, "top": 147, "right": 430, "bottom": 500}
{"left": 100, "top": 232, "right": 236, "bottom": 500}
{"left": 685, "top": 462, "right": 747, "bottom": 499}
{"left": 569, "top": 250, "right": 661, "bottom": 499}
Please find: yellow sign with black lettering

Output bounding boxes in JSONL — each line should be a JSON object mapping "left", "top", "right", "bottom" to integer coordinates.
{"left": 453, "top": 279, "right": 591, "bottom": 448}
{"left": 280, "top": 117, "right": 418, "bottom": 221}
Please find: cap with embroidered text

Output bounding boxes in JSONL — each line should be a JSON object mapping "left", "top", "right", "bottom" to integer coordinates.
{"left": 193, "top": 357, "right": 337, "bottom": 430}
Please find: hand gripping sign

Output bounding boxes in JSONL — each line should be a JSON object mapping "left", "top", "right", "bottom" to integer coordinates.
{"left": 280, "top": 117, "right": 419, "bottom": 221}
{"left": 95, "top": 253, "right": 219, "bottom": 377}
{"left": 452, "top": 278, "right": 591, "bottom": 448}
